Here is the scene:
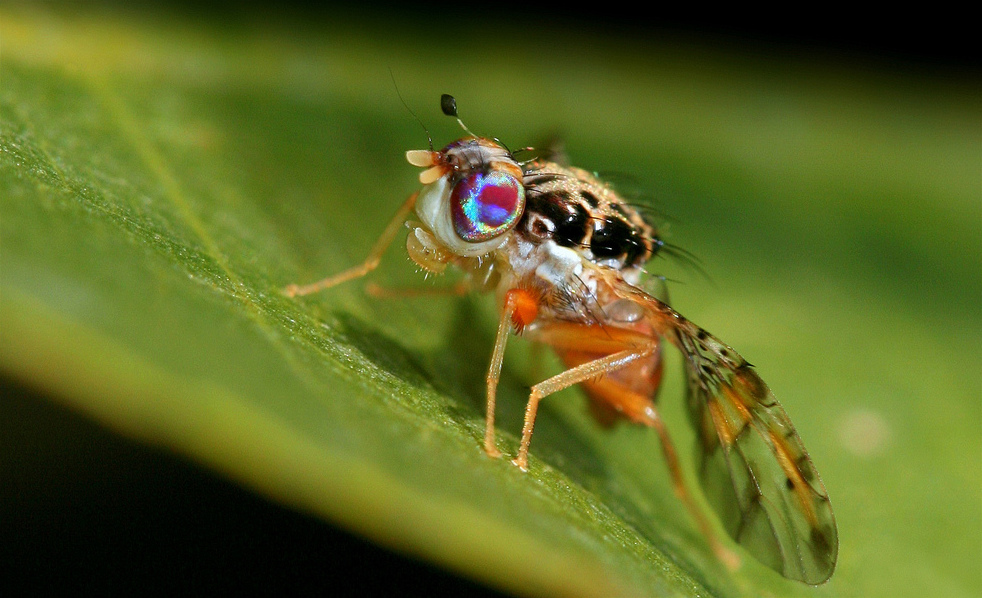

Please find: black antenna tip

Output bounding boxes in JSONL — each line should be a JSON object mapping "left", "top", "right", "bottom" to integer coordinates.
{"left": 440, "top": 94, "right": 458, "bottom": 117}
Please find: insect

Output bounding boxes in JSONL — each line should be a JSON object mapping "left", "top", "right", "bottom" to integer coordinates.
{"left": 284, "top": 96, "right": 838, "bottom": 584}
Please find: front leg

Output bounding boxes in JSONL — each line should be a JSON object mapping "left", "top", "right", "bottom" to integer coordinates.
{"left": 283, "top": 192, "right": 418, "bottom": 297}
{"left": 484, "top": 288, "right": 542, "bottom": 459}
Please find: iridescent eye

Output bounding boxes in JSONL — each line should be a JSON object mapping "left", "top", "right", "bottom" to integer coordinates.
{"left": 450, "top": 171, "right": 525, "bottom": 242}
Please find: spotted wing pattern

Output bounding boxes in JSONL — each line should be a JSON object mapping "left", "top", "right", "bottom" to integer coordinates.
{"left": 617, "top": 279, "right": 838, "bottom": 584}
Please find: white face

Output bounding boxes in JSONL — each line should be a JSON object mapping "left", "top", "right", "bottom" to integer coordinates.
{"left": 407, "top": 137, "right": 526, "bottom": 258}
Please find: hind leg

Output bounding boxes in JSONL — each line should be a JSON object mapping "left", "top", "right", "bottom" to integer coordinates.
{"left": 531, "top": 322, "right": 740, "bottom": 571}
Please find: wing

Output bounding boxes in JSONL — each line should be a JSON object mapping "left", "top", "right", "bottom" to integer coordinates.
{"left": 680, "top": 331, "right": 838, "bottom": 584}
{"left": 615, "top": 279, "right": 838, "bottom": 584}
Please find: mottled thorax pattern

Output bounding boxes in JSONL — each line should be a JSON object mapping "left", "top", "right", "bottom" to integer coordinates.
{"left": 518, "top": 161, "right": 659, "bottom": 279}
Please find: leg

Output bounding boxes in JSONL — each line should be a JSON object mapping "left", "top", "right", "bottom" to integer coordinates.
{"left": 283, "top": 192, "right": 418, "bottom": 297}
{"left": 513, "top": 342, "right": 658, "bottom": 470}
{"left": 484, "top": 288, "right": 543, "bottom": 459}
{"left": 483, "top": 293, "right": 521, "bottom": 459}
{"left": 531, "top": 321, "right": 665, "bottom": 425}
{"left": 524, "top": 322, "right": 740, "bottom": 570}
{"left": 647, "top": 402, "right": 741, "bottom": 571}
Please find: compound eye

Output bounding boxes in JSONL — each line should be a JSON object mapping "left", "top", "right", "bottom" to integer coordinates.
{"left": 450, "top": 171, "right": 525, "bottom": 242}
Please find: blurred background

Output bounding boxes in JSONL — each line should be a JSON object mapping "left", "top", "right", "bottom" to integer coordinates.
{"left": 2, "top": 2, "right": 979, "bottom": 596}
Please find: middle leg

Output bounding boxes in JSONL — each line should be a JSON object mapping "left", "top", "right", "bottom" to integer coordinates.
{"left": 513, "top": 337, "right": 659, "bottom": 470}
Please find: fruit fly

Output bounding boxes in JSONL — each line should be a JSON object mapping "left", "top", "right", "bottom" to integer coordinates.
{"left": 284, "top": 96, "right": 838, "bottom": 584}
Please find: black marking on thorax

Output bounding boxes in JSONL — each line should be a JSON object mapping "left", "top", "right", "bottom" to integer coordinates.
{"left": 519, "top": 161, "right": 659, "bottom": 271}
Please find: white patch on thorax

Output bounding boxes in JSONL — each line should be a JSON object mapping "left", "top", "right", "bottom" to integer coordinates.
{"left": 534, "top": 242, "right": 584, "bottom": 287}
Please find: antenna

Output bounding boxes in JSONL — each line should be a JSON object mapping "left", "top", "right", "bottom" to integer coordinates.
{"left": 389, "top": 68, "right": 433, "bottom": 151}
{"left": 440, "top": 94, "right": 476, "bottom": 137}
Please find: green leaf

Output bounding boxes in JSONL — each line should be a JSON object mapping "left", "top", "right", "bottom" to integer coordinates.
{"left": 2, "top": 7, "right": 980, "bottom": 597}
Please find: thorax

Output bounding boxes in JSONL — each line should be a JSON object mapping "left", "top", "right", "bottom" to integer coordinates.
{"left": 488, "top": 160, "right": 662, "bottom": 328}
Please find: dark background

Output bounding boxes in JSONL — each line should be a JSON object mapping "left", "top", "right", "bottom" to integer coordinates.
{"left": 146, "top": 1, "right": 982, "bottom": 69}
{"left": 1, "top": 379, "right": 504, "bottom": 595}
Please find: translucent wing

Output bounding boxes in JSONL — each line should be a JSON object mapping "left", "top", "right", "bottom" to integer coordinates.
{"left": 616, "top": 279, "right": 838, "bottom": 584}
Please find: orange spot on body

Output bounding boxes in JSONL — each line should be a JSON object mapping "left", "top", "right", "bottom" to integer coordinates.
{"left": 505, "top": 288, "right": 539, "bottom": 332}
